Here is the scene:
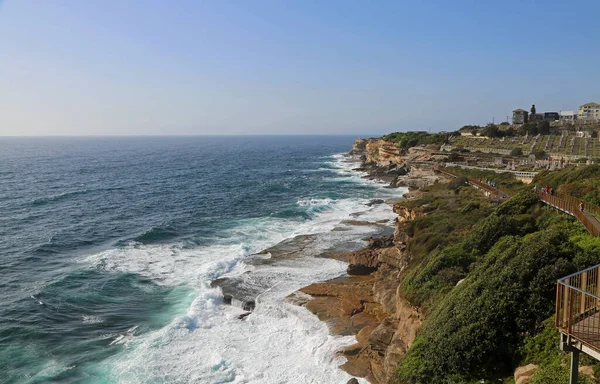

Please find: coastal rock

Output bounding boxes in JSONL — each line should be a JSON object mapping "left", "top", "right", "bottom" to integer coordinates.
{"left": 237, "top": 312, "right": 251, "bottom": 320}
{"left": 368, "top": 320, "right": 396, "bottom": 353}
{"left": 348, "top": 249, "right": 380, "bottom": 269}
{"left": 393, "top": 204, "right": 423, "bottom": 221}
{"left": 364, "top": 139, "right": 403, "bottom": 166}
{"left": 382, "top": 331, "right": 408, "bottom": 380}
{"left": 372, "top": 265, "right": 402, "bottom": 314}
{"left": 367, "top": 236, "right": 394, "bottom": 249}
{"left": 514, "top": 364, "right": 538, "bottom": 384}
{"left": 366, "top": 199, "right": 385, "bottom": 206}
{"left": 377, "top": 246, "right": 410, "bottom": 271}
{"left": 392, "top": 294, "right": 422, "bottom": 348}
{"left": 350, "top": 139, "right": 368, "bottom": 157}
{"left": 210, "top": 276, "right": 259, "bottom": 311}
{"left": 348, "top": 264, "right": 378, "bottom": 275}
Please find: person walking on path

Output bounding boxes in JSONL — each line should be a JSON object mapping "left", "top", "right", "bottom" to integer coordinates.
{"left": 579, "top": 202, "right": 585, "bottom": 212}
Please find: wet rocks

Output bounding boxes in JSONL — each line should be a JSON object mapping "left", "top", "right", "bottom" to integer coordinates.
{"left": 347, "top": 264, "right": 378, "bottom": 275}
{"left": 210, "top": 276, "right": 259, "bottom": 311}
{"left": 237, "top": 312, "right": 252, "bottom": 320}
{"left": 366, "top": 199, "right": 385, "bottom": 207}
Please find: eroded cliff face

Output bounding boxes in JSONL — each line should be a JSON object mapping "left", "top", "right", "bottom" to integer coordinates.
{"left": 295, "top": 199, "right": 426, "bottom": 384}
{"left": 351, "top": 139, "right": 403, "bottom": 166}
{"left": 350, "top": 138, "right": 443, "bottom": 191}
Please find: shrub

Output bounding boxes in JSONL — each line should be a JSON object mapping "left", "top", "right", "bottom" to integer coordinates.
{"left": 398, "top": 229, "right": 580, "bottom": 382}
{"left": 510, "top": 147, "right": 524, "bottom": 157}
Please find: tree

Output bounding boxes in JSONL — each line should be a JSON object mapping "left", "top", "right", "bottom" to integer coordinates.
{"left": 534, "top": 149, "right": 546, "bottom": 159}
{"left": 531, "top": 104, "right": 536, "bottom": 115}
{"left": 538, "top": 121, "right": 551, "bottom": 135}
{"left": 484, "top": 124, "right": 501, "bottom": 138}
{"left": 592, "top": 131, "right": 598, "bottom": 138}
{"left": 520, "top": 123, "right": 538, "bottom": 136}
{"left": 510, "top": 148, "right": 524, "bottom": 157}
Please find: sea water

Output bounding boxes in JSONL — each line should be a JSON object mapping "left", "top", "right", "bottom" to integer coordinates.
{"left": 0, "top": 136, "right": 405, "bottom": 383}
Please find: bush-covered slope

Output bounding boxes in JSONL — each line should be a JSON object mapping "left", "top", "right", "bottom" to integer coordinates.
{"left": 534, "top": 164, "right": 600, "bottom": 205}
{"left": 395, "top": 168, "right": 600, "bottom": 383}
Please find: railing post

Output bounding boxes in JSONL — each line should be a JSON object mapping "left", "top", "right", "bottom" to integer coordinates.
{"left": 563, "top": 282, "right": 570, "bottom": 326}
{"left": 569, "top": 286, "right": 575, "bottom": 334}
{"left": 581, "top": 272, "right": 588, "bottom": 313}
{"left": 570, "top": 349, "right": 580, "bottom": 384}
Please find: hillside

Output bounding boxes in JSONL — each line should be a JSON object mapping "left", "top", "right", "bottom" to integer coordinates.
{"left": 346, "top": 136, "right": 600, "bottom": 383}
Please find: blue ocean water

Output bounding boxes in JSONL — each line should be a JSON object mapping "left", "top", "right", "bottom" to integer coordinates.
{"left": 0, "top": 136, "right": 403, "bottom": 383}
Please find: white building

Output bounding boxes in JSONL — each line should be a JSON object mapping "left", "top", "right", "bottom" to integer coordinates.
{"left": 559, "top": 110, "right": 576, "bottom": 121}
{"left": 578, "top": 102, "right": 600, "bottom": 121}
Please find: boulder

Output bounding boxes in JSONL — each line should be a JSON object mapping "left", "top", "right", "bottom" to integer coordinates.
{"left": 347, "top": 264, "right": 378, "bottom": 275}
{"left": 514, "top": 364, "right": 538, "bottom": 384}
{"left": 366, "top": 199, "right": 385, "bottom": 206}
{"left": 368, "top": 321, "right": 397, "bottom": 353}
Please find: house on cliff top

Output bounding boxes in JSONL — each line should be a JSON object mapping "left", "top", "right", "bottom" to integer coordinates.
{"left": 579, "top": 102, "right": 600, "bottom": 121}
{"left": 513, "top": 109, "right": 529, "bottom": 124}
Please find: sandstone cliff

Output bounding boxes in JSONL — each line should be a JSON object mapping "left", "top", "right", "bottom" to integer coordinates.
{"left": 297, "top": 200, "right": 426, "bottom": 384}
{"left": 350, "top": 139, "right": 404, "bottom": 166}
{"left": 351, "top": 138, "right": 443, "bottom": 190}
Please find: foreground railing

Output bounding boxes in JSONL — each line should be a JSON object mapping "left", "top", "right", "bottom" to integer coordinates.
{"left": 556, "top": 264, "right": 600, "bottom": 353}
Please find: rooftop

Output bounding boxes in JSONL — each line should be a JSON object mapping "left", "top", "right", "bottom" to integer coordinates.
{"left": 580, "top": 102, "right": 600, "bottom": 107}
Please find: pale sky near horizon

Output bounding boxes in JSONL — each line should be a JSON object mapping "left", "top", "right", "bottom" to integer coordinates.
{"left": 1, "top": 0, "right": 600, "bottom": 136}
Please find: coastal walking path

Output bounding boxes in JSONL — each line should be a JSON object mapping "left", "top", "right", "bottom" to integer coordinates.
{"left": 434, "top": 165, "right": 600, "bottom": 237}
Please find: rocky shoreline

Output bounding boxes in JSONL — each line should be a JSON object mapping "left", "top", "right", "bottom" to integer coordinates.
{"left": 211, "top": 138, "right": 443, "bottom": 383}
{"left": 292, "top": 140, "right": 442, "bottom": 384}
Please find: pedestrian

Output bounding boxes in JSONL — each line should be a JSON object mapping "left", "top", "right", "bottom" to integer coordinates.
{"left": 579, "top": 202, "right": 584, "bottom": 212}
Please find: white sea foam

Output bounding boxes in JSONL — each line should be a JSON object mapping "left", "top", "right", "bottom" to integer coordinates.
{"left": 82, "top": 315, "right": 104, "bottom": 324}
{"left": 82, "top": 154, "right": 398, "bottom": 384}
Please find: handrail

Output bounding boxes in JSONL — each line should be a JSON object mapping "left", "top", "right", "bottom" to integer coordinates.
{"left": 554, "top": 192, "right": 600, "bottom": 218}
{"left": 538, "top": 192, "right": 600, "bottom": 237}
{"left": 434, "top": 165, "right": 500, "bottom": 196}
{"left": 435, "top": 165, "right": 600, "bottom": 237}
{"left": 556, "top": 264, "right": 600, "bottom": 353}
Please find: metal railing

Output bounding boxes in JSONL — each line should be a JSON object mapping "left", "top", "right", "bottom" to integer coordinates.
{"left": 556, "top": 264, "right": 600, "bottom": 353}
{"left": 538, "top": 192, "right": 600, "bottom": 237}
{"left": 434, "top": 166, "right": 500, "bottom": 196}
{"left": 555, "top": 192, "right": 600, "bottom": 218}
{"left": 436, "top": 165, "right": 600, "bottom": 236}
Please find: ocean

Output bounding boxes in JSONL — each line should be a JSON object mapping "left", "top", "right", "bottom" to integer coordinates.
{"left": 0, "top": 136, "right": 405, "bottom": 383}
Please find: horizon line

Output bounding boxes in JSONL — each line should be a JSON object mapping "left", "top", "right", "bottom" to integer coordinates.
{"left": 0, "top": 133, "right": 394, "bottom": 138}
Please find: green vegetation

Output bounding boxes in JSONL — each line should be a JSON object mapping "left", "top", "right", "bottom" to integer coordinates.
{"left": 445, "top": 167, "right": 527, "bottom": 192}
{"left": 382, "top": 131, "right": 459, "bottom": 152}
{"left": 534, "top": 164, "right": 600, "bottom": 205}
{"left": 395, "top": 167, "right": 600, "bottom": 383}
{"left": 448, "top": 130, "right": 600, "bottom": 157}
{"left": 510, "top": 147, "right": 523, "bottom": 157}
{"left": 382, "top": 130, "right": 600, "bottom": 158}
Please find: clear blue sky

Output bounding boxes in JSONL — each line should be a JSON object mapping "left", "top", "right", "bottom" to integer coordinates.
{"left": 1, "top": 0, "right": 599, "bottom": 136}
